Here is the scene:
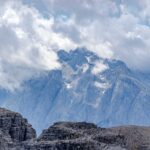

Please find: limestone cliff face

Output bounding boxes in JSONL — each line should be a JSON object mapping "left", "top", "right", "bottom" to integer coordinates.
{"left": 0, "top": 107, "right": 150, "bottom": 150}
{"left": 0, "top": 108, "right": 36, "bottom": 150}
{"left": 33, "top": 122, "right": 150, "bottom": 150}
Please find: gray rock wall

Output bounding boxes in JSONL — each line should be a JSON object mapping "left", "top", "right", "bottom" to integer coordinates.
{"left": 0, "top": 107, "right": 150, "bottom": 150}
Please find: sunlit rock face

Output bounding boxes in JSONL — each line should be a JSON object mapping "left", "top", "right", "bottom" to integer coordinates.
{"left": 1, "top": 48, "right": 150, "bottom": 134}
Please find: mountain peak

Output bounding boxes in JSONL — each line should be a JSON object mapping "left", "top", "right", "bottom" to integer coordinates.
{"left": 58, "top": 48, "right": 100, "bottom": 70}
{"left": 1, "top": 48, "right": 150, "bottom": 135}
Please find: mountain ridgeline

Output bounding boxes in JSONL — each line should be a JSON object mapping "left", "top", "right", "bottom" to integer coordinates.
{"left": 0, "top": 107, "right": 150, "bottom": 150}
{"left": 0, "top": 48, "right": 150, "bottom": 134}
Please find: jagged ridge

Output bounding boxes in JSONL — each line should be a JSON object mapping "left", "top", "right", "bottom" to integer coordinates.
{"left": 1, "top": 48, "right": 150, "bottom": 135}
{"left": 0, "top": 107, "right": 150, "bottom": 150}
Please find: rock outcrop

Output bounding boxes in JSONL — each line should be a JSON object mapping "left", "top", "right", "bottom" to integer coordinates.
{"left": 0, "top": 108, "right": 36, "bottom": 149}
{"left": 0, "top": 107, "right": 150, "bottom": 150}
{"left": 32, "top": 122, "right": 150, "bottom": 150}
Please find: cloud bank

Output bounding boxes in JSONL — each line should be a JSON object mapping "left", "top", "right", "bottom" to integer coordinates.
{"left": 0, "top": 0, "right": 76, "bottom": 90}
{"left": 1, "top": 0, "right": 150, "bottom": 90}
{"left": 24, "top": 0, "right": 150, "bottom": 71}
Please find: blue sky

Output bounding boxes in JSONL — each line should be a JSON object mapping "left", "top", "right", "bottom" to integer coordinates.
{"left": 0, "top": 0, "right": 150, "bottom": 90}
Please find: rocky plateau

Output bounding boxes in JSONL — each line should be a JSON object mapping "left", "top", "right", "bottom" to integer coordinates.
{"left": 0, "top": 107, "right": 150, "bottom": 150}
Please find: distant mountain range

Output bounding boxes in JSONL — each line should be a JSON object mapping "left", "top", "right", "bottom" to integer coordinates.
{"left": 0, "top": 48, "right": 150, "bottom": 134}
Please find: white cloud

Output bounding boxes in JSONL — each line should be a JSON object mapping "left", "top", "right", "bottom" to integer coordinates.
{"left": 0, "top": 0, "right": 78, "bottom": 91}
{"left": 1, "top": 0, "right": 150, "bottom": 90}
{"left": 28, "top": 0, "right": 150, "bottom": 72}
{"left": 92, "top": 61, "right": 108, "bottom": 75}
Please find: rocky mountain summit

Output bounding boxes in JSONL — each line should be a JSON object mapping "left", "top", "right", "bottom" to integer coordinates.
{"left": 0, "top": 107, "right": 150, "bottom": 150}
{"left": 2, "top": 48, "right": 150, "bottom": 134}
{"left": 0, "top": 107, "right": 36, "bottom": 149}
